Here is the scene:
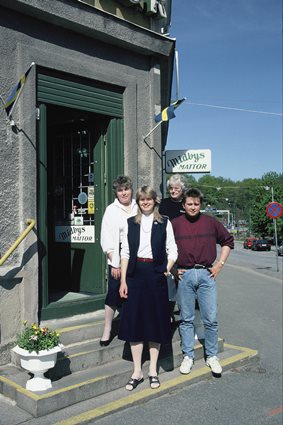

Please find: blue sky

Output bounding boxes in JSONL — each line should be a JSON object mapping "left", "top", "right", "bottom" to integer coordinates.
{"left": 167, "top": 0, "right": 282, "bottom": 182}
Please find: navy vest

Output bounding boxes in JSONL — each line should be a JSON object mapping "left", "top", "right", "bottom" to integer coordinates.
{"left": 127, "top": 216, "right": 168, "bottom": 275}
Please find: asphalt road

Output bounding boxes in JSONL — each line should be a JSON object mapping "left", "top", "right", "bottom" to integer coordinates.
{"left": 0, "top": 242, "right": 281, "bottom": 424}
{"left": 92, "top": 242, "right": 283, "bottom": 425}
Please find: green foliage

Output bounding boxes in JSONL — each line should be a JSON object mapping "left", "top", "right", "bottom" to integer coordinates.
{"left": 250, "top": 172, "right": 283, "bottom": 239}
{"left": 16, "top": 321, "right": 61, "bottom": 353}
{"left": 163, "top": 172, "right": 283, "bottom": 239}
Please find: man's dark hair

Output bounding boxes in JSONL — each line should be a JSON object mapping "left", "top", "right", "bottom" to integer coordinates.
{"left": 182, "top": 188, "right": 204, "bottom": 204}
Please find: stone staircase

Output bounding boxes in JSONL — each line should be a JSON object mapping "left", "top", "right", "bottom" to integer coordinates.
{"left": 0, "top": 310, "right": 254, "bottom": 419}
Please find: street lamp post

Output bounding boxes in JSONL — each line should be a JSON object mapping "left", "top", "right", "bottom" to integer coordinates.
{"left": 265, "top": 186, "right": 279, "bottom": 272}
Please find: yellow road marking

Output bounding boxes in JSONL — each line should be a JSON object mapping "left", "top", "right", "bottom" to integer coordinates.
{"left": 58, "top": 322, "right": 104, "bottom": 334}
{"left": 54, "top": 344, "right": 258, "bottom": 425}
{"left": 0, "top": 375, "right": 107, "bottom": 400}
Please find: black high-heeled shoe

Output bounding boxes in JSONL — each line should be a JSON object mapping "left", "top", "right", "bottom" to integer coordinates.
{"left": 99, "top": 338, "right": 110, "bottom": 347}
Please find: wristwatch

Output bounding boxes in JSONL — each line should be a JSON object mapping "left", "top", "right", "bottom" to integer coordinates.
{"left": 218, "top": 260, "right": 225, "bottom": 266}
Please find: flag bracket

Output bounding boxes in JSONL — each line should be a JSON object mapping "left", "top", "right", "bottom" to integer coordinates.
{"left": 142, "top": 120, "right": 163, "bottom": 159}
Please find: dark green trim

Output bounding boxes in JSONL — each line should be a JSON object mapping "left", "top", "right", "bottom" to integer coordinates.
{"left": 38, "top": 74, "right": 123, "bottom": 117}
{"left": 40, "top": 297, "right": 105, "bottom": 320}
{"left": 38, "top": 103, "right": 49, "bottom": 309}
{"left": 37, "top": 72, "right": 124, "bottom": 320}
{"left": 106, "top": 118, "right": 124, "bottom": 202}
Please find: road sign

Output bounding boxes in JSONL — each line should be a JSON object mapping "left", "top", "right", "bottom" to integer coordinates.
{"left": 266, "top": 202, "right": 283, "bottom": 219}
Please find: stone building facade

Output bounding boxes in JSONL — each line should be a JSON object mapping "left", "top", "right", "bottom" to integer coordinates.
{"left": 0, "top": 0, "right": 174, "bottom": 363}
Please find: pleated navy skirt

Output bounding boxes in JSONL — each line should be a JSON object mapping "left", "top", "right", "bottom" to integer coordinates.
{"left": 118, "top": 261, "right": 171, "bottom": 344}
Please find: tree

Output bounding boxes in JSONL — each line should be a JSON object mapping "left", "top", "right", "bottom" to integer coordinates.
{"left": 250, "top": 172, "right": 283, "bottom": 239}
{"left": 161, "top": 172, "right": 283, "bottom": 241}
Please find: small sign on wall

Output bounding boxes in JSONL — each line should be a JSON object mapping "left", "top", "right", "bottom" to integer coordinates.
{"left": 165, "top": 149, "right": 211, "bottom": 173}
{"left": 55, "top": 226, "right": 95, "bottom": 243}
{"left": 74, "top": 216, "right": 84, "bottom": 225}
{"left": 88, "top": 186, "right": 95, "bottom": 214}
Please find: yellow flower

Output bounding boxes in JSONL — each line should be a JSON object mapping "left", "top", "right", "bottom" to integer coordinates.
{"left": 32, "top": 323, "right": 38, "bottom": 330}
{"left": 22, "top": 320, "right": 27, "bottom": 326}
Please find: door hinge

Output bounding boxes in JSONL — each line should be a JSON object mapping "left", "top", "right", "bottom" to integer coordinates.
{"left": 36, "top": 108, "right": 40, "bottom": 120}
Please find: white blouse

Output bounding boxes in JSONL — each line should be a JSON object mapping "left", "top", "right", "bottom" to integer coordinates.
{"left": 121, "top": 213, "right": 178, "bottom": 262}
{"left": 100, "top": 198, "right": 137, "bottom": 268}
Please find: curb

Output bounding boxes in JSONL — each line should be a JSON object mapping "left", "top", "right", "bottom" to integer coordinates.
{"left": 53, "top": 343, "right": 258, "bottom": 425}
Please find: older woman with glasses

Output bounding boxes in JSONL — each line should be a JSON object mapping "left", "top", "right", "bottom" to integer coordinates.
{"left": 159, "top": 174, "right": 187, "bottom": 221}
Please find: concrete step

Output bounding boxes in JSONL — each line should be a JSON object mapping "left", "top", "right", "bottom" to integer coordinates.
{"left": 0, "top": 336, "right": 223, "bottom": 418}
{"left": 0, "top": 341, "right": 258, "bottom": 422}
{"left": 42, "top": 308, "right": 180, "bottom": 347}
{"left": 54, "top": 330, "right": 215, "bottom": 378}
{"left": 11, "top": 317, "right": 184, "bottom": 378}
{"left": 49, "top": 322, "right": 183, "bottom": 378}
{"left": 42, "top": 311, "right": 115, "bottom": 346}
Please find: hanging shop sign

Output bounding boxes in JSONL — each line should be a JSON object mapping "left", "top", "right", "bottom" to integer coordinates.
{"left": 55, "top": 225, "right": 95, "bottom": 243}
{"left": 165, "top": 149, "right": 211, "bottom": 173}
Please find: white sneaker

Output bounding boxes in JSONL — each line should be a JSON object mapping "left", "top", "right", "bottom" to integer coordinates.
{"left": 206, "top": 356, "right": 222, "bottom": 374}
{"left": 180, "top": 356, "right": 194, "bottom": 374}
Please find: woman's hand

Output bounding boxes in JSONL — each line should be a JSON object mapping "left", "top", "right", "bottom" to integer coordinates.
{"left": 111, "top": 267, "right": 121, "bottom": 280}
{"left": 119, "top": 281, "right": 128, "bottom": 298}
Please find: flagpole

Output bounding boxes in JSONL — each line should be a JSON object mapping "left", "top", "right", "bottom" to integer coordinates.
{"left": 175, "top": 49, "right": 179, "bottom": 101}
{"left": 143, "top": 120, "right": 163, "bottom": 141}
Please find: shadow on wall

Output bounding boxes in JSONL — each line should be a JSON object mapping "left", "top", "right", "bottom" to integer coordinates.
{"left": 0, "top": 240, "right": 38, "bottom": 288}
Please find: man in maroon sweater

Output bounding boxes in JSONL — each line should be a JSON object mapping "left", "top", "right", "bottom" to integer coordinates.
{"left": 172, "top": 188, "right": 234, "bottom": 375}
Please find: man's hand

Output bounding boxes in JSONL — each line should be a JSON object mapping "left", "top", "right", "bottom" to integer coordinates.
{"left": 209, "top": 262, "right": 223, "bottom": 278}
{"left": 177, "top": 269, "right": 186, "bottom": 280}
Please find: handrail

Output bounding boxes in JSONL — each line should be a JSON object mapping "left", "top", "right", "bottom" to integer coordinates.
{"left": 0, "top": 219, "right": 36, "bottom": 266}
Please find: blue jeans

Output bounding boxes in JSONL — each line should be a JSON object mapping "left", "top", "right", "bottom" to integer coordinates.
{"left": 177, "top": 268, "right": 218, "bottom": 359}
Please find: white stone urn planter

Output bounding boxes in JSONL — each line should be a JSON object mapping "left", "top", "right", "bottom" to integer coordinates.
{"left": 12, "top": 345, "right": 62, "bottom": 391}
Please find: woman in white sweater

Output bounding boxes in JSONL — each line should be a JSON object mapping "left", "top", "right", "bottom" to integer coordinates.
{"left": 100, "top": 175, "right": 137, "bottom": 345}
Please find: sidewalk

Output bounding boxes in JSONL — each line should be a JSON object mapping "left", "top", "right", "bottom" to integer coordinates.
{"left": 0, "top": 342, "right": 258, "bottom": 425}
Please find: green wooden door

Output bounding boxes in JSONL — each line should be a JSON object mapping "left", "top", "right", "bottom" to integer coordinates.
{"left": 37, "top": 74, "right": 123, "bottom": 320}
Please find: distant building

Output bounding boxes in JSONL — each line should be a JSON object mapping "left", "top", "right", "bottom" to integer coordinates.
{"left": 0, "top": 0, "right": 174, "bottom": 363}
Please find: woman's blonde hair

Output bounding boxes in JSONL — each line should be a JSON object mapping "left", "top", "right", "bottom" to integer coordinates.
{"left": 134, "top": 186, "right": 163, "bottom": 224}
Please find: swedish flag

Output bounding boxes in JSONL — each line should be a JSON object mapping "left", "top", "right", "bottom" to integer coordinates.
{"left": 4, "top": 63, "right": 34, "bottom": 116}
{"left": 154, "top": 98, "right": 186, "bottom": 123}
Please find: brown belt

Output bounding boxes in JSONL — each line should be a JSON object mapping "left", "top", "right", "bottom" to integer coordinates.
{"left": 137, "top": 257, "right": 153, "bottom": 263}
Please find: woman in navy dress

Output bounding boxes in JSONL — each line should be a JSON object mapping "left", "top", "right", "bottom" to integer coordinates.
{"left": 119, "top": 186, "right": 177, "bottom": 391}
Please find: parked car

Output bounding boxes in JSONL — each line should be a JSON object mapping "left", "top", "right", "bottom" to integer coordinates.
{"left": 243, "top": 237, "right": 257, "bottom": 249}
{"left": 251, "top": 239, "right": 271, "bottom": 251}
{"left": 278, "top": 245, "right": 283, "bottom": 256}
